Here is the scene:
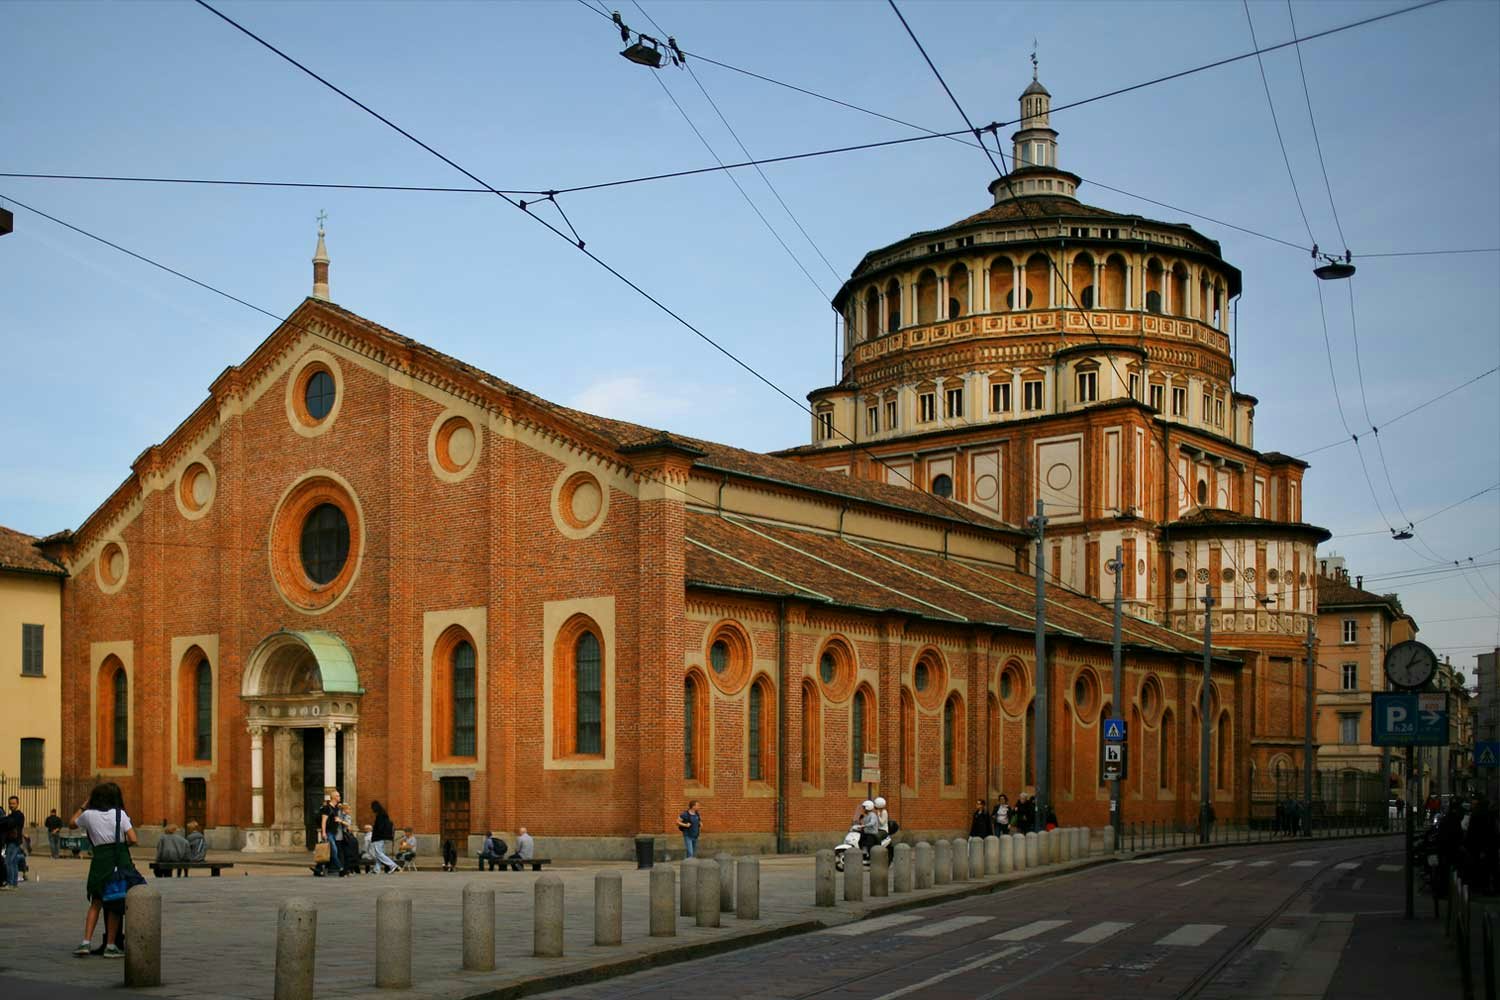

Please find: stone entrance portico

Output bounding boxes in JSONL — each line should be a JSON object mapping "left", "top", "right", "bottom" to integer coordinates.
{"left": 240, "top": 629, "right": 363, "bottom": 852}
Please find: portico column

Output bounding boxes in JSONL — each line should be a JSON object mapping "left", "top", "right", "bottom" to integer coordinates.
{"left": 980, "top": 264, "right": 991, "bottom": 312}
{"left": 249, "top": 725, "right": 266, "bottom": 826}
{"left": 323, "top": 722, "right": 341, "bottom": 795}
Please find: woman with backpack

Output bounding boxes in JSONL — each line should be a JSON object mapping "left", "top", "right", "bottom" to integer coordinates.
{"left": 70, "top": 782, "right": 142, "bottom": 958}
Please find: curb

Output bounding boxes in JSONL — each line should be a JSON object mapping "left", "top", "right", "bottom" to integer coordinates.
{"left": 1119, "top": 828, "right": 1399, "bottom": 862}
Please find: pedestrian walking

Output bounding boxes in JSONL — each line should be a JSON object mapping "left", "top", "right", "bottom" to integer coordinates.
{"left": 993, "top": 794, "right": 1011, "bottom": 835}
{"left": 369, "top": 801, "right": 398, "bottom": 874}
{"left": 45, "top": 809, "right": 64, "bottom": 860}
{"left": 677, "top": 800, "right": 701, "bottom": 859}
{"left": 970, "top": 799, "right": 993, "bottom": 838}
{"left": 70, "top": 782, "right": 142, "bottom": 957}
{"left": 3, "top": 795, "right": 25, "bottom": 889}
{"left": 317, "top": 791, "right": 344, "bottom": 877}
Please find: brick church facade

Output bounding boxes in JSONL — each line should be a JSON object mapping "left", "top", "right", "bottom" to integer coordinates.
{"left": 39, "top": 74, "right": 1325, "bottom": 858}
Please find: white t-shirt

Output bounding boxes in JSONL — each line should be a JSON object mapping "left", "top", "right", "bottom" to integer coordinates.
{"left": 76, "top": 808, "right": 134, "bottom": 845}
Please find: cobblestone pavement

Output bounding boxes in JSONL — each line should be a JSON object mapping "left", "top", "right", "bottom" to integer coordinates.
{"left": 532, "top": 836, "right": 1421, "bottom": 1000}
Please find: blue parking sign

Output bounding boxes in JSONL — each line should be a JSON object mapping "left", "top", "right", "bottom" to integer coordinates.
{"left": 1103, "top": 718, "right": 1127, "bottom": 742}
{"left": 1372, "top": 692, "right": 1449, "bottom": 747}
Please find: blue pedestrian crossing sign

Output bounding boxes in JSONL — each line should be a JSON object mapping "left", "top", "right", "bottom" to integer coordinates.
{"left": 1477, "top": 741, "right": 1500, "bottom": 768}
{"left": 1103, "top": 718, "right": 1127, "bottom": 742}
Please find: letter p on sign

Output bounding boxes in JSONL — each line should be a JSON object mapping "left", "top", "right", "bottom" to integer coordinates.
{"left": 1387, "top": 704, "right": 1409, "bottom": 728}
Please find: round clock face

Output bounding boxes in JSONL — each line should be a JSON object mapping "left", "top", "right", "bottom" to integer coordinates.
{"left": 1384, "top": 640, "right": 1437, "bottom": 689}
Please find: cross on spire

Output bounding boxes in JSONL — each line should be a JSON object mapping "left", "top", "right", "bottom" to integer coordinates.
{"left": 1031, "top": 39, "right": 1038, "bottom": 80}
{"left": 317, "top": 209, "right": 327, "bottom": 234}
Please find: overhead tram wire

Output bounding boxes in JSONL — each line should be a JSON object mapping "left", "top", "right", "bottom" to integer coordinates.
{"left": 1295, "top": 366, "right": 1499, "bottom": 458}
{"left": 187, "top": 1, "right": 1055, "bottom": 546}
{"left": 1243, "top": 0, "right": 1318, "bottom": 248}
{"left": 1332, "top": 482, "right": 1500, "bottom": 537}
{"left": 1285, "top": 0, "right": 1349, "bottom": 252}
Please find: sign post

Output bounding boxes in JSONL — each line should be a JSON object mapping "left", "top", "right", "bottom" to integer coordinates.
{"left": 1101, "top": 719, "right": 1127, "bottom": 784}
{"left": 1372, "top": 686, "right": 1449, "bottom": 920}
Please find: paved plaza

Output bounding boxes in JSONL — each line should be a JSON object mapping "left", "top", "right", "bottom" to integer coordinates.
{"left": 0, "top": 841, "right": 1111, "bottom": 1000}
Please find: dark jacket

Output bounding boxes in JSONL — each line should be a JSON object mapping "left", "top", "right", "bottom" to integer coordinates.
{"left": 373, "top": 813, "right": 395, "bottom": 843}
{"left": 970, "top": 809, "right": 993, "bottom": 838}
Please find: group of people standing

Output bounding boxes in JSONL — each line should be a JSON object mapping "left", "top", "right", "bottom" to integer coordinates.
{"left": 315, "top": 791, "right": 412, "bottom": 876}
{"left": 970, "top": 793, "right": 1053, "bottom": 839}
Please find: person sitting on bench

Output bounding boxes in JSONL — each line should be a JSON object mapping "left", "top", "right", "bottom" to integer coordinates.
{"left": 478, "top": 832, "right": 508, "bottom": 871}
{"left": 508, "top": 827, "right": 534, "bottom": 871}
{"left": 185, "top": 821, "right": 208, "bottom": 863}
{"left": 155, "top": 824, "right": 192, "bottom": 876}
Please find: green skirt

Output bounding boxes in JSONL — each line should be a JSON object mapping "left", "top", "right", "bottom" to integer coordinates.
{"left": 86, "top": 842, "right": 136, "bottom": 902}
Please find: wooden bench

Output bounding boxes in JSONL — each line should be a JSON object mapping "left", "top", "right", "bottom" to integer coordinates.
{"left": 59, "top": 834, "right": 91, "bottom": 857}
{"left": 476, "top": 855, "right": 552, "bottom": 872}
{"left": 150, "top": 861, "right": 235, "bottom": 878}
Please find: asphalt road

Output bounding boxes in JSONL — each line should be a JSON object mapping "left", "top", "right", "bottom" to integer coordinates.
{"left": 536, "top": 836, "right": 1406, "bottom": 1000}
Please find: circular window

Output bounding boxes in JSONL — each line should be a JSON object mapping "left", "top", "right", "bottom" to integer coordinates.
{"left": 705, "top": 621, "right": 751, "bottom": 694}
{"left": 1222, "top": 568, "right": 1235, "bottom": 583}
{"left": 999, "top": 662, "right": 1026, "bottom": 715}
{"left": 815, "top": 638, "right": 856, "bottom": 701}
{"left": 299, "top": 504, "right": 350, "bottom": 585}
{"left": 931, "top": 474, "right": 953, "bottom": 499}
{"left": 911, "top": 650, "right": 947, "bottom": 710}
{"left": 1140, "top": 674, "right": 1163, "bottom": 725}
{"left": 304, "top": 370, "right": 335, "bottom": 422}
{"left": 1196, "top": 568, "right": 1210, "bottom": 584}
{"left": 1243, "top": 567, "right": 1257, "bottom": 584}
{"left": 554, "top": 469, "right": 608, "bottom": 537}
{"left": 1299, "top": 572, "right": 1308, "bottom": 587}
{"left": 1196, "top": 480, "right": 1208, "bottom": 505}
{"left": 1173, "top": 568, "right": 1188, "bottom": 584}
{"left": 269, "top": 473, "right": 363, "bottom": 614}
{"left": 1267, "top": 568, "right": 1280, "bottom": 584}
{"left": 1073, "top": 669, "right": 1100, "bottom": 722}
{"left": 1000, "top": 670, "right": 1012, "bottom": 701}
{"left": 96, "top": 540, "right": 128, "bottom": 593}
{"left": 179, "top": 462, "right": 214, "bottom": 514}
{"left": 434, "top": 416, "right": 477, "bottom": 474}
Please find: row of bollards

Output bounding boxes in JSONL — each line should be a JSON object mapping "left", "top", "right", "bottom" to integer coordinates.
{"left": 812, "top": 827, "right": 1105, "bottom": 907}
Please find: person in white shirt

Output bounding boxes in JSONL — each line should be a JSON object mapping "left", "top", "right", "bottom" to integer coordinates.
{"left": 70, "top": 782, "right": 140, "bottom": 958}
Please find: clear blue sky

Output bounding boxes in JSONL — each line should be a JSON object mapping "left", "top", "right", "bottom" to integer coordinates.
{"left": 3, "top": 0, "right": 1497, "bottom": 664}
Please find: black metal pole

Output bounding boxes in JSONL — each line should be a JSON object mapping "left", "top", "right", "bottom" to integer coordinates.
{"left": 1109, "top": 545, "right": 1124, "bottom": 840}
{"left": 1200, "top": 585, "right": 1214, "bottom": 844}
{"left": 1030, "top": 501, "right": 1049, "bottom": 828}
{"left": 1405, "top": 744, "right": 1415, "bottom": 919}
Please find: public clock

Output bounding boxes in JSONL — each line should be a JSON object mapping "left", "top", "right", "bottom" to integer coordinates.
{"left": 1384, "top": 640, "right": 1438, "bottom": 690}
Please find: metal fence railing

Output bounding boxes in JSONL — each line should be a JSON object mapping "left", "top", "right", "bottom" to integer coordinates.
{"left": 0, "top": 775, "right": 101, "bottom": 830}
{"left": 1120, "top": 810, "right": 1395, "bottom": 852}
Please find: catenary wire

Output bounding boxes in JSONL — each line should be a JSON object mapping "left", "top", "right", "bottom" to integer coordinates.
{"left": 1295, "top": 366, "right": 1499, "bottom": 458}
{"left": 1243, "top": 0, "right": 1318, "bottom": 247}
{"left": 1330, "top": 482, "right": 1500, "bottom": 537}
{"left": 1285, "top": 0, "right": 1349, "bottom": 250}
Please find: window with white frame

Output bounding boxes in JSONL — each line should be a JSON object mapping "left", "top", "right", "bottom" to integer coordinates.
{"left": 1128, "top": 373, "right": 1139, "bottom": 400}
{"left": 1023, "top": 379, "right": 1044, "bottom": 411}
{"left": 885, "top": 399, "right": 898, "bottom": 431}
{"left": 1339, "top": 713, "right": 1360, "bottom": 745}
{"left": 919, "top": 392, "right": 936, "bottom": 423}
{"left": 1215, "top": 397, "right": 1226, "bottom": 427}
{"left": 1171, "top": 387, "right": 1187, "bottom": 416}
{"left": 866, "top": 405, "right": 879, "bottom": 435}
{"left": 816, "top": 409, "right": 833, "bottom": 441}
{"left": 1077, "top": 370, "right": 1098, "bottom": 403}
{"left": 1342, "top": 619, "right": 1357, "bottom": 644}
{"left": 1202, "top": 391, "right": 1213, "bottom": 422}
{"left": 1149, "top": 383, "right": 1165, "bottom": 411}
{"left": 991, "top": 382, "right": 1012, "bottom": 414}
{"left": 944, "top": 387, "right": 964, "bottom": 419}
{"left": 1341, "top": 663, "right": 1358, "bottom": 691}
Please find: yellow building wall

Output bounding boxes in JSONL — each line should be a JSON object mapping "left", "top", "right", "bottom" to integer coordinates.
{"left": 0, "top": 571, "right": 63, "bottom": 787}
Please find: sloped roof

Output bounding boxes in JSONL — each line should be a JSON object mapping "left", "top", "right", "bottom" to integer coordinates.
{"left": 0, "top": 525, "right": 67, "bottom": 577}
{"left": 1316, "top": 574, "right": 1404, "bottom": 617}
{"left": 685, "top": 512, "right": 1237, "bottom": 661}
{"left": 1164, "top": 509, "right": 1331, "bottom": 544}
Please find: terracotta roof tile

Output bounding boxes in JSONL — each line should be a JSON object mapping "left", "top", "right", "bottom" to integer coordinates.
{"left": 1316, "top": 574, "right": 1403, "bottom": 616}
{"left": 0, "top": 525, "right": 67, "bottom": 576}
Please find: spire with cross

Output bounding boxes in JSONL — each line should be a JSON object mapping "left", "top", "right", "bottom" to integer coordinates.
{"left": 312, "top": 211, "right": 330, "bottom": 301}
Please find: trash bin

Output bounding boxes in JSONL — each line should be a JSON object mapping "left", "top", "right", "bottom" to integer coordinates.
{"left": 634, "top": 834, "right": 656, "bottom": 870}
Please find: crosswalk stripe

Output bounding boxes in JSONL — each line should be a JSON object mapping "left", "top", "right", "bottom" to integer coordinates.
{"left": 1125, "top": 857, "right": 1163, "bottom": 864}
{"left": 899, "top": 915, "right": 994, "bottom": 938}
{"left": 869, "top": 946, "right": 1025, "bottom": 1000}
{"left": 1290, "top": 860, "right": 1320, "bottom": 867}
{"left": 1064, "top": 920, "right": 1133, "bottom": 944}
{"left": 1377, "top": 864, "right": 1402, "bottom": 873}
{"left": 1212, "top": 860, "right": 1241, "bottom": 867}
{"left": 1156, "top": 924, "right": 1226, "bottom": 947}
{"left": 1166, "top": 857, "right": 1207, "bottom": 865}
{"left": 1248, "top": 860, "right": 1275, "bottom": 867}
{"left": 1254, "top": 928, "right": 1303, "bottom": 952}
{"left": 823, "top": 914, "right": 924, "bottom": 936}
{"left": 991, "top": 919, "right": 1070, "bottom": 941}
{"left": 1334, "top": 862, "right": 1360, "bottom": 871}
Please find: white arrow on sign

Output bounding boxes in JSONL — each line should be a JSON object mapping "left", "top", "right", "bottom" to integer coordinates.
{"left": 1422, "top": 709, "right": 1443, "bottom": 726}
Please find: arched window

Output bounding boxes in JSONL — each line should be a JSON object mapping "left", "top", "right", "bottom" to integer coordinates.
{"left": 748, "top": 677, "right": 773, "bottom": 782}
{"left": 1145, "top": 258, "right": 1164, "bottom": 313}
{"left": 451, "top": 640, "right": 476, "bottom": 758}
{"left": 1160, "top": 708, "right": 1175, "bottom": 790}
{"left": 112, "top": 667, "right": 128, "bottom": 767}
{"left": 1024, "top": 699, "right": 1035, "bottom": 785}
{"left": 931, "top": 473, "right": 953, "bottom": 498}
{"left": 885, "top": 278, "right": 902, "bottom": 332}
{"left": 900, "top": 688, "right": 916, "bottom": 786}
{"left": 194, "top": 658, "right": 213, "bottom": 761}
{"left": 575, "top": 631, "right": 603, "bottom": 755}
{"left": 943, "top": 694, "right": 963, "bottom": 786}
{"left": 685, "top": 671, "right": 709, "bottom": 782}
{"left": 948, "top": 264, "right": 969, "bottom": 319}
{"left": 916, "top": 269, "right": 938, "bottom": 324}
{"left": 1172, "top": 264, "right": 1191, "bottom": 317}
{"left": 801, "top": 679, "right": 822, "bottom": 787}
{"left": 852, "top": 687, "right": 867, "bottom": 780}
{"left": 987, "top": 692, "right": 1000, "bottom": 792}
{"left": 864, "top": 287, "right": 881, "bottom": 340}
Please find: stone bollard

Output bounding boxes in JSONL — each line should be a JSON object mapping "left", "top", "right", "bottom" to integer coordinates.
{"left": 952, "top": 838, "right": 969, "bottom": 881}
{"left": 534, "top": 875, "right": 565, "bottom": 957}
{"left": 869, "top": 845, "right": 890, "bottom": 897}
{"left": 696, "top": 857, "right": 721, "bottom": 928}
{"left": 1060, "top": 828, "right": 1073, "bottom": 862}
{"left": 934, "top": 840, "right": 952, "bottom": 885}
{"left": 462, "top": 882, "right": 496, "bottom": 972}
{"left": 595, "top": 871, "right": 623, "bottom": 946}
{"left": 123, "top": 883, "right": 161, "bottom": 988}
{"left": 1103, "top": 826, "right": 1116, "bottom": 855}
{"left": 376, "top": 892, "right": 412, "bottom": 989}
{"left": 736, "top": 857, "right": 760, "bottom": 920}
{"left": 680, "top": 859, "right": 698, "bottom": 917}
{"left": 984, "top": 835, "right": 1001, "bottom": 876}
{"left": 914, "top": 842, "right": 935, "bottom": 889}
{"left": 892, "top": 843, "right": 913, "bottom": 893}
{"left": 815, "top": 850, "right": 837, "bottom": 907}
{"left": 717, "top": 855, "right": 735, "bottom": 913}
{"left": 844, "top": 848, "right": 865, "bottom": 902}
{"left": 1049, "top": 828, "right": 1062, "bottom": 864}
{"left": 999, "top": 833, "right": 1015, "bottom": 873}
{"left": 969, "top": 837, "right": 986, "bottom": 880}
{"left": 1078, "top": 828, "right": 1089, "bottom": 858}
{"left": 650, "top": 866, "right": 677, "bottom": 937}
{"left": 274, "top": 898, "right": 317, "bottom": 1000}
{"left": 1025, "top": 831, "right": 1039, "bottom": 868}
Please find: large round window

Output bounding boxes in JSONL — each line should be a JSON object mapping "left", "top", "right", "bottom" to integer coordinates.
{"left": 300, "top": 503, "right": 350, "bottom": 585}
{"left": 304, "top": 370, "right": 336, "bottom": 422}
{"left": 710, "top": 640, "right": 730, "bottom": 675}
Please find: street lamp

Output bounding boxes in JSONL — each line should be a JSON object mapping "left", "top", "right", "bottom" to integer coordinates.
{"left": 1312, "top": 245, "right": 1355, "bottom": 280}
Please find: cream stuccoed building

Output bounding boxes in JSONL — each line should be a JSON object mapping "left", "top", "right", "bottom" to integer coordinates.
{"left": 779, "top": 70, "right": 1332, "bottom": 793}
